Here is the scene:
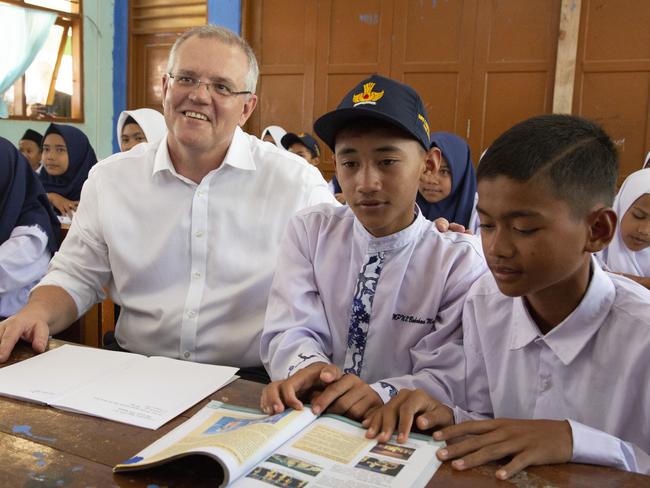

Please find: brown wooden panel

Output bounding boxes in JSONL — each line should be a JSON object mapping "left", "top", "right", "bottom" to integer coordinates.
{"left": 258, "top": 0, "right": 308, "bottom": 65}
{"left": 481, "top": 71, "right": 552, "bottom": 149}
{"left": 577, "top": 72, "right": 650, "bottom": 183}
{"left": 468, "top": 0, "right": 560, "bottom": 158}
{"left": 328, "top": 0, "right": 386, "bottom": 65}
{"left": 403, "top": 72, "right": 462, "bottom": 134}
{"left": 581, "top": 0, "right": 650, "bottom": 62}
{"left": 131, "top": 0, "right": 206, "bottom": 32}
{"left": 256, "top": 74, "right": 307, "bottom": 134}
{"left": 128, "top": 32, "right": 180, "bottom": 110}
{"left": 487, "top": 0, "right": 561, "bottom": 63}
{"left": 402, "top": 0, "right": 469, "bottom": 63}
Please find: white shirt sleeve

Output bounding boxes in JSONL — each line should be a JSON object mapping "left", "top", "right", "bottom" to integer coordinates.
{"left": 369, "top": 241, "right": 488, "bottom": 405}
{"left": 569, "top": 419, "right": 650, "bottom": 474}
{"left": 260, "top": 215, "right": 333, "bottom": 380}
{"left": 36, "top": 172, "right": 109, "bottom": 317}
{"left": 0, "top": 225, "right": 51, "bottom": 317}
{"left": 0, "top": 226, "right": 50, "bottom": 292}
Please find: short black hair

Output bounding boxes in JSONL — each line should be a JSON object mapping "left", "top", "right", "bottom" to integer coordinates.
{"left": 477, "top": 114, "right": 618, "bottom": 216}
{"left": 334, "top": 116, "right": 426, "bottom": 155}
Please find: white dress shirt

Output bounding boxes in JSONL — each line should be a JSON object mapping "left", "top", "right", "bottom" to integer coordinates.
{"left": 0, "top": 226, "right": 50, "bottom": 317}
{"left": 261, "top": 204, "right": 487, "bottom": 403}
{"left": 38, "top": 127, "right": 335, "bottom": 367}
{"left": 447, "top": 260, "right": 650, "bottom": 474}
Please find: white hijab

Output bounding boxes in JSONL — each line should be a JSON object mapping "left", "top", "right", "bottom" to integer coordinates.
{"left": 260, "top": 125, "right": 286, "bottom": 146}
{"left": 599, "top": 168, "right": 650, "bottom": 276}
{"left": 117, "top": 108, "right": 167, "bottom": 149}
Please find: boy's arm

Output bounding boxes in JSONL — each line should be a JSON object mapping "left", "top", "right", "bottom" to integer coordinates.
{"left": 568, "top": 420, "right": 650, "bottom": 474}
{"left": 368, "top": 248, "right": 489, "bottom": 406}
{"left": 260, "top": 215, "right": 333, "bottom": 381}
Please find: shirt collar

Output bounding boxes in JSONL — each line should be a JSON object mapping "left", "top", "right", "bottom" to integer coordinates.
{"left": 152, "top": 126, "right": 256, "bottom": 178}
{"left": 509, "top": 256, "right": 616, "bottom": 365}
{"left": 353, "top": 206, "right": 425, "bottom": 253}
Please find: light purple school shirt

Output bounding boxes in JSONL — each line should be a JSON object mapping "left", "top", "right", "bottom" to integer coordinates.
{"left": 261, "top": 204, "right": 487, "bottom": 403}
{"left": 448, "top": 259, "right": 650, "bottom": 474}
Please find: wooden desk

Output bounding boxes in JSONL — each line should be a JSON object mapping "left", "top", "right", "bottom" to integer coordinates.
{"left": 0, "top": 341, "right": 647, "bottom": 487}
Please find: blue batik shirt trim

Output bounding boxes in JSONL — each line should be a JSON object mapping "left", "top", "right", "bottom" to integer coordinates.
{"left": 343, "top": 251, "right": 385, "bottom": 376}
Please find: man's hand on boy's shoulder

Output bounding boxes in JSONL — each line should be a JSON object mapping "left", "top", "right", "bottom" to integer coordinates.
{"left": 261, "top": 363, "right": 382, "bottom": 420}
{"left": 433, "top": 418, "right": 573, "bottom": 480}
{"left": 363, "top": 388, "right": 454, "bottom": 443}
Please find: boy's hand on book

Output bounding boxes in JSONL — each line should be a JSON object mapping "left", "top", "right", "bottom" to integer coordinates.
{"left": 433, "top": 418, "right": 573, "bottom": 480}
{"left": 0, "top": 314, "right": 49, "bottom": 362}
{"left": 261, "top": 362, "right": 342, "bottom": 415}
{"left": 363, "top": 389, "right": 454, "bottom": 443}
{"left": 310, "top": 373, "right": 382, "bottom": 419}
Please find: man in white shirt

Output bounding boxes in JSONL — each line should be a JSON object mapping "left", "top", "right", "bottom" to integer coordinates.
{"left": 0, "top": 26, "right": 334, "bottom": 381}
{"left": 364, "top": 115, "right": 650, "bottom": 477}
{"left": 260, "top": 75, "right": 487, "bottom": 418}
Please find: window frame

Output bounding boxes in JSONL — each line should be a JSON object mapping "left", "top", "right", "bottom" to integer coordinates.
{"left": 2, "top": 0, "right": 84, "bottom": 122}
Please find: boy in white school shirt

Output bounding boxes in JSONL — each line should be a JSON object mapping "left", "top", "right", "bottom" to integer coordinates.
{"left": 259, "top": 75, "right": 487, "bottom": 420}
{"left": 364, "top": 114, "right": 650, "bottom": 477}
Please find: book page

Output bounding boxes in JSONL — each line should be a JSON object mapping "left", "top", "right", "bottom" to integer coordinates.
{"left": 233, "top": 415, "right": 443, "bottom": 488}
{"left": 51, "top": 356, "right": 238, "bottom": 429}
{"left": 0, "top": 345, "right": 143, "bottom": 403}
{"left": 114, "top": 401, "right": 317, "bottom": 484}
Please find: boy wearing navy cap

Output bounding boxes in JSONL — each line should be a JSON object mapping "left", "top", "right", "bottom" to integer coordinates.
{"left": 260, "top": 74, "right": 487, "bottom": 420}
{"left": 281, "top": 132, "right": 321, "bottom": 166}
{"left": 19, "top": 129, "right": 43, "bottom": 172}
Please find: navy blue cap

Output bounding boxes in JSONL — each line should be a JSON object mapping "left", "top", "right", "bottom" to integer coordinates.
{"left": 281, "top": 132, "right": 321, "bottom": 158}
{"left": 313, "top": 74, "right": 431, "bottom": 151}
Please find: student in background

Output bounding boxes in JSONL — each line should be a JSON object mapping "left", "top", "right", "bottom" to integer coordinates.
{"left": 39, "top": 123, "right": 97, "bottom": 218}
{"left": 364, "top": 114, "right": 650, "bottom": 477}
{"left": 260, "top": 75, "right": 486, "bottom": 420}
{"left": 261, "top": 125, "right": 287, "bottom": 146}
{"left": 597, "top": 168, "right": 650, "bottom": 288}
{"left": 116, "top": 108, "right": 167, "bottom": 152}
{"left": 0, "top": 137, "right": 60, "bottom": 319}
{"left": 18, "top": 129, "right": 43, "bottom": 173}
{"left": 417, "top": 132, "right": 477, "bottom": 229}
{"left": 280, "top": 132, "right": 321, "bottom": 166}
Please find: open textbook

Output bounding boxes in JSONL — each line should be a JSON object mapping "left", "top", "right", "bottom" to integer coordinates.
{"left": 0, "top": 344, "right": 238, "bottom": 429}
{"left": 114, "top": 401, "right": 443, "bottom": 487}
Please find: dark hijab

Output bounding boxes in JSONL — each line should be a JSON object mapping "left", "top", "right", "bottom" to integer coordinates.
{"left": 416, "top": 132, "right": 477, "bottom": 227}
{"left": 39, "top": 123, "right": 97, "bottom": 201}
{"left": 0, "top": 137, "right": 60, "bottom": 255}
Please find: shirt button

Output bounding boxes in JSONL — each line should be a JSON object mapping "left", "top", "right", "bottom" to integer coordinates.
{"left": 187, "top": 310, "right": 196, "bottom": 318}
{"left": 197, "top": 190, "right": 204, "bottom": 197}
{"left": 541, "top": 378, "right": 551, "bottom": 391}
{"left": 195, "top": 230, "right": 204, "bottom": 238}
{"left": 193, "top": 271, "right": 201, "bottom": 279}
{"left": 183, "top": 351, "right": 190, "bottom": 359}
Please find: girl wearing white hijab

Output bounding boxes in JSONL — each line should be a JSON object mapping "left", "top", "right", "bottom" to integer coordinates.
{"left": 260, "top": 125, "right": 286, "bottom": 146}
{"left": 598, "top": 168, "right": 650, "bottom": 288}
{"left": 117, "top": 108, "right": 167, "bottom": 152}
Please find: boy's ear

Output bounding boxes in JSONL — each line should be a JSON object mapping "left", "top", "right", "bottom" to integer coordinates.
{"left": 423, "top": 146, "right": 442, "bottom": 174}
{"left": 584, "top": 206, "right": 617, "bottom": 253}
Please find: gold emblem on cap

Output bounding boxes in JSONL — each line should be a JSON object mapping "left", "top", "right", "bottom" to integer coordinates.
{"left": 418, "top": 114, "right": 430, "bottom": 138}
{"left": 352, "top": 82, "right": 384, "bottom": 106}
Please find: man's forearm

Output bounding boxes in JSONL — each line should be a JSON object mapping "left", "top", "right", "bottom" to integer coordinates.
{"left": 27, "top": 285, "right": 79, "bottom": 335}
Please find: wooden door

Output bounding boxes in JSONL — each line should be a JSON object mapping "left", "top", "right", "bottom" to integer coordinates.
{"left": 572, "top": 0, "right": 650, "bottom": 183}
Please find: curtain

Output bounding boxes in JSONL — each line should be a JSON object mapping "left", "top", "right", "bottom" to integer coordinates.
{"left": 0, "top": 4, "right": 56, "bottom": 118}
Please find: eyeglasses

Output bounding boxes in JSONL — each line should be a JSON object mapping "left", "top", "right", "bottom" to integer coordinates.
{"left": 167, "top": 73, "right": 252, "bottom": 98}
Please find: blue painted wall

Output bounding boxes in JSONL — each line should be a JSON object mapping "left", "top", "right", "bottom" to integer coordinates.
{"left": 208, "top": 0, "right": 241, "bottom": 34}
